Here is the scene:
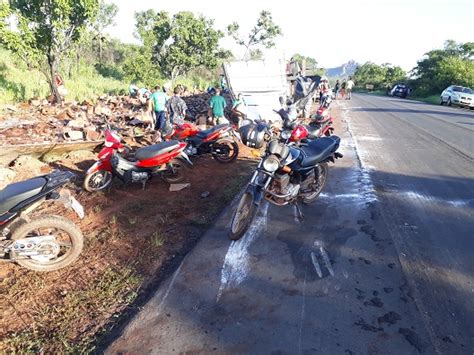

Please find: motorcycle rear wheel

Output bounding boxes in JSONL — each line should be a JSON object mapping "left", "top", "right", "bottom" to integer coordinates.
{"left": 161, "top": 159, "right": 187, "bottom": 183}
{"left": 84, "top": 169, "right": 113, "bottom": 192}
{"left": 229, "top": 192, "right": 256, "bottom": 240}
{"left": 303, "top": 163, "right": 328, "bottom": 204}
{"left": 11, "top": 215, "right": 83, "bottom": 271}
{"left": 212, "top": 139, "right": 239, "bottom": 163}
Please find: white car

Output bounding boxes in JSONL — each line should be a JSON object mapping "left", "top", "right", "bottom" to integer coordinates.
{"left": 440, "top": 85, "right": 474, "bottom": 107}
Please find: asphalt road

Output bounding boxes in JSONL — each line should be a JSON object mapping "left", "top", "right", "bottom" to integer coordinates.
{"left": 106, "top": 95, "right": 474, "bottom": 354}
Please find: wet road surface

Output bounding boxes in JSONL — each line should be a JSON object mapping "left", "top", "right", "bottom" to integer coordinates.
{"left": 106, "top": 95, "right": 473, "bottom": 354}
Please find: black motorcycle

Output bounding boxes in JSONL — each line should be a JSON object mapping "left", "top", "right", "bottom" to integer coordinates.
{"left": 0, "top": 170, "right": 84, "bottom": 271}
{"left": 229, "top": 137, "right": 342, "bottom": 240}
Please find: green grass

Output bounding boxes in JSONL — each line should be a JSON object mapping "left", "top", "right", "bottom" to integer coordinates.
{"left": 0, "top": 49, "right": 128, "bottom": 104}
{"left": 1, "top": 266, "right": 142, "bottom": 353}
{"left": 409, "top": 94, "right": 440, "bottom": 105}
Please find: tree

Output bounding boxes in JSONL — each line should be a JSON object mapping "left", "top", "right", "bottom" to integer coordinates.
{"left": 154, "top": 11, "right": 230, "bottom": 82}
{"left": 93, "top": 0, "right": 118, "bottom": 63}
{"left": 352, "top": 62, "right": 406, "bottom": 90}
{"left": 0, "top": 0, "right": 99, "bottom": 104}
{"left": 411, "top": 40, "right": 474, "bottom": 95}
{"left": 227, "top": 10, "right": 282, "bottom": 60}
{"left": 291, "top": 53, "right": 318, "bottom": 71}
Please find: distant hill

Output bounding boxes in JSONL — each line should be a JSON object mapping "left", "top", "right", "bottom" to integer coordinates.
{"left": 325, "top": 60, "right": 358, "bottom": 78}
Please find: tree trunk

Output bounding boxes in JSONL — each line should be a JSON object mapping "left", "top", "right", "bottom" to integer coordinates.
{"left": 48, "top": 55, "right": 62, "bottom": 105}
{"left": 99, "top": 37, "right": 103, "bottom": 64}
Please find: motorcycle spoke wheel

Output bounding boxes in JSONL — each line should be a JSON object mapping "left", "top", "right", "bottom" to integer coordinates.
{"left": 11, "top": 216, "right": 83, "bottom": 272}
{"left": 303, "top": 163, "right": 328, "bottom": 204}
{"left": 229, "top": 192, "right": 256, "bottom": 240}
{"left": 84, "top": 170, "right": 113, "bottom": 192}
{"left": 162, "top": 159, "right": 187, "bottom": 183}
{"left": 213, "top": 141, "right": 239, "bottom": 163}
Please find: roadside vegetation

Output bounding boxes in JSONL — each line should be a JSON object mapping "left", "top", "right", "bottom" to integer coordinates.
{"left": 352, "top": 40, "right": 474, "bottom": 102}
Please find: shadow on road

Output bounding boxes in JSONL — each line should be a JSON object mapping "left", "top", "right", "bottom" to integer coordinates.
{"left": 100, "top": 164, "right": 474, "bottom": 354}
{"left": 352, "top": 107, "right": 474, "bottom": 119}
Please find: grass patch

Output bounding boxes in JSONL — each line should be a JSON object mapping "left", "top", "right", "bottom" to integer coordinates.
{"left": 409, "top": 95, "right": 440, "bottom": 105}
{"left": 0, "top": 49, "right": 127, "bottom": 104}
{"left": 1, "top": 266, "right": 142, "bottom": 353}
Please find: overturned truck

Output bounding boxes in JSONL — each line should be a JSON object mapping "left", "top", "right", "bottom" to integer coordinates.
{"left": 223, "top": 59, "right": 319, "bottom": 122}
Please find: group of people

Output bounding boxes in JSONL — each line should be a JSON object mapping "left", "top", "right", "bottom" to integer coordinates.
{"left": 128, "top": 79, "right": 248, "bottom": 136}
{"left": 129, "top": 84, "right": 188, "bottom": 135}
{"left": 333, "top": 77, "right": 355, "bottom": 100}
{"left": 317, "top": 76, "right": 355, "bottom": 102}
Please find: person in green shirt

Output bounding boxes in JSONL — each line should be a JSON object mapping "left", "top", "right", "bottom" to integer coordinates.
{"left": 150, "top": 85, "right": 168, "bottom": 132}
{"left": 208, "top": 88, "right": 228, "bottom": 125}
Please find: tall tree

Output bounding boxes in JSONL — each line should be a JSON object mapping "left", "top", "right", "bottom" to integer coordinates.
{"left": 227, "top": 10, "right": 282, "bottom": 60}
{"left": 411, "top": 40, "right": 474, "bottom": 95}
{"left": 0, "top": 0, "right": 99, "bottom": 104}
{"left": 154, "top": 11, "right": 230, "bottom": 82}
{"left": 93, "top": 0, "right": 118, "bottom": 63}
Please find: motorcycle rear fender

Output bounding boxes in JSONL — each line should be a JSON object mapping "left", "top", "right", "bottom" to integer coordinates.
{"left": 321, "top": 151, "right": 344, "bottom": 164}
{"left": 87, "top": 160, "right": 113, "bottom": 174}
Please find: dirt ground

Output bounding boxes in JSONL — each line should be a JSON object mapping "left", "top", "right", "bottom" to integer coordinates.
{"left": 0, "top": 143, "right": 258, "bottom": 352}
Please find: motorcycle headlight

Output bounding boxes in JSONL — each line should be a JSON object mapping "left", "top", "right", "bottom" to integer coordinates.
{"left": 281, "top": 130, "right": 291, "bottom": 140}
{"left": 262, "top": 154, "right": 280, "bottom": 172}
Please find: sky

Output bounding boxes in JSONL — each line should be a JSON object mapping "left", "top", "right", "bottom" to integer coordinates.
{"left": 106, "top": 0, "right": 474, "bottom": 71}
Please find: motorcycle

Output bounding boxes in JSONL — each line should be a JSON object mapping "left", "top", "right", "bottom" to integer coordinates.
{"left": 84, "top": 130, "right": 192, "bottom": 191}
{"left": 164, "top": 122, "right": 240, "bottom": 163}
{"left": 229, "top": 137, "right": 343, "bottom": 240}
{"left": 0, "top": 170, "right": 84, "bottom": 271}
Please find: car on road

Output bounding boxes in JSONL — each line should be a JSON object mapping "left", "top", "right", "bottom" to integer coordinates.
{"left": 440, "top": 85, "right": 474, "bottom": 107}
{"left": 389, "top": 84, "right": 411, "bottom": 98}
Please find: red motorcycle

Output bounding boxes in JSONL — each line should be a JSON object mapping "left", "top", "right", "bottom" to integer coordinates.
{"left": 164, "top": 122, "right": 240, "bottom": 163}
{"left": 83, "top": 130, "right": 192, "bottom": 191}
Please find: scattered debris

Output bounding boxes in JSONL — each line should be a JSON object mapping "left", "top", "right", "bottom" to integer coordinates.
{"left": 378, "top": 311, "right": 401, "bottom": 325}
{"left": 169, "top": 183, "right": 191, "bottom": 192}
{"left": 200, "top": 191, "right": 210, "bottom": 198}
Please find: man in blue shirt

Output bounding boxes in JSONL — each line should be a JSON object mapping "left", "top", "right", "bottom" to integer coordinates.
{"left": 150, "top": 85, "right": 168, "bottom": 132}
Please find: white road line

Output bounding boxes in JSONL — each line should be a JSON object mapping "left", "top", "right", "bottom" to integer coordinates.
{"left": 298, "top": 274, "right": 307, "bottom": 355}
{"left": 156, "top": 258, "right": 186, "bottom": 316}
{"left": 310, "top": 251, "right": 323, "bottom": 278}
{"left": 216, "top": 202, "right": 269, "bottom": 302}
{"left": 402, "top": 190, "right": 472, "bottom": 209}
{"left": 319, "top": 246, "right": 335, "bottom": 277}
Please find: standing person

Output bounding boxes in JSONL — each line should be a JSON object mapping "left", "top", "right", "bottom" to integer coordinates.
{"left": 150, "top": 85, "right": 168, "bottom": 132}
{"left": 346, "top": 77, "right": 355, "bottom": 100}
{"left": 340, "top": 79, "right": 347, "bottom": 100}
{"left": 231, "top": 93, "right": 247, "bottom": 126}
{"left": 334, "top": 79, "right": 340, "bottom": 100}
{"left": 166, "top": 86, "right": 188, "bottom": 125}
{"left": 318, "top": 77, "right": 330, "bottom": 105}
{"left": 208, "top": 88, "right": 228, "bottom": 125}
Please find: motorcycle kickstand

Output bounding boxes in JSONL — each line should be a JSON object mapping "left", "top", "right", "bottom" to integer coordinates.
{"left": 294, "top": 202, "right": 304, "bottom": 220}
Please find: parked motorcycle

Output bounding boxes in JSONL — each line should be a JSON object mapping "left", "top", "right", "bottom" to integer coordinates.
{"left": 229, "top": 136, "right": 343, "bottom": 240}
{"left": 164, "top": 122, "right": 240, "bottom": 163}
{"left": 0, "top": 170, "right": 84, "bottom": 271}
{"left": 84, "top": 130, "right": 192, "bottom": 191}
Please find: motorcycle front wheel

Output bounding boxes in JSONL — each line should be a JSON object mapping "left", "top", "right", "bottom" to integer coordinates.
{"left": 84, "top": 169, "right": 113, "bottom": 192}
{"left": 303, "top": 163, "right": 328, "bottom": 204}
{"left": 11, "top": 215, "right": 83, "bottom": 272}
{"left": 212, "top": 139, "right": 239, "bottom": 163}
{"left": 161, "top": 159, "right": 187, "bottom": 183}
{"left": 229, "top": 192, "right": 257, "bottom": 240}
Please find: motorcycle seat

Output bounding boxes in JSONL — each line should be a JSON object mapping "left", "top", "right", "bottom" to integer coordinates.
{"left": 300, "top": 136, "right": 340, "bottom": 167}
{"left": 0, "top": 177, "right": 47, "bottom": 215}
{"left": 196, "top": 124, "right": 228, "bottom": 138}
{"left": 135, "top": 141, "right": 180, "bottom": 161}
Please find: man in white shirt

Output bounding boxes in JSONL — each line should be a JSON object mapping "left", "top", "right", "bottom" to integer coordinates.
{"left": 346, "top": 77, "right": 355, "bottom": 100}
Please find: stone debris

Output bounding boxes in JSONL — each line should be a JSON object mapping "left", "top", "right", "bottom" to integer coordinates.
{"left": 0, "top": 91, "right": 233, "bottom": 147}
